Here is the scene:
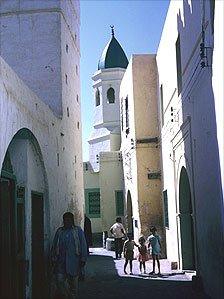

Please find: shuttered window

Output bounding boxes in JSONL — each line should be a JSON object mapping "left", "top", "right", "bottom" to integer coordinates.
{"left": 115, "top": 191, "right": 124, "bottom": 216}
{"left": 176, "top": 35, "right": 182, "bottom": 95}
{"left": 85, "top": 189, "right": 100, "bottom": 218}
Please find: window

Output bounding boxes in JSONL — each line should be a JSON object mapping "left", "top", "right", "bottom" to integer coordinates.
{"left": 121, "top": 98, "right": 124, "bottom": 131}
{"left": 85, "top": 189, "right": 100, "bottom": 218}
{"left": 76, "top": 65, "right": 78, "bottom": 75}
{"left": 163, "top": 190, "right": 169, "bottom": 228}
{"left": 95, "top": 88, "right": 100, "bottom": 106}
{"left": 160, "top": 84, "right": 164, "bottom": 126}
{"left": 125, "top": 96, "right": 129, "bottom": 135}
{"left": 115, "top": 191, "right": 124, "bottom": 216}
{"left": 77, "top": 121, "right": 80, "bottom": 129}
{"left": 107, "top": 87, "right": 115, "bottom": 103}
{"left": 65, "top": 74, "right": 68, "bottom": 85}
{"left": 67, "top": 107, "right": 69, "bottom": 117}
{"left": 66, "top": 44, "right": 69, "bottom": 53}
{"left": 76, "top": 94, "right": 79, "bottom": 103}
{"left": 176, "top": 35, "right": 182, "bottom": 95}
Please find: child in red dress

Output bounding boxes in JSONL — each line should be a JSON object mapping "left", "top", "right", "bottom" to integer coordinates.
{"left": 138, "top": 236, "right": 149, "bottom": 274}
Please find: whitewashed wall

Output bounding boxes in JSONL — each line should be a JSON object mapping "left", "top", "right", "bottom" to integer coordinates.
{"left": 157, "top": 1, "right": 224, "bottom": 298}
{"left": 120, "top": 55, "right": 163, "bottom": 244}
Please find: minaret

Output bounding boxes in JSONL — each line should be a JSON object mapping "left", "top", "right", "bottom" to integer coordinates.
{"left": 88, "top": 27, "right": 128, "bottom": 171}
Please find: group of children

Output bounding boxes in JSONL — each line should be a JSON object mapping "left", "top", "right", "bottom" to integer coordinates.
{"left": 123, "top": 226, "right": 161, "bottom": 276}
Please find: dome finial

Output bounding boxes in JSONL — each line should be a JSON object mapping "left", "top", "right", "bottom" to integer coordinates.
{"left": 110, "top": 25, "right": 115, "bottom": 37}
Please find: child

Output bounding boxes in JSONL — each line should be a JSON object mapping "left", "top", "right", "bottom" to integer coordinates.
{"left": 123, "top": 234, "right": 138, "bottom": 275}
{"left": 147, "top": 226, "right": 162, "bottom": 275}
{"left": 138, "top": 236, "right": 149, "bottom": 274}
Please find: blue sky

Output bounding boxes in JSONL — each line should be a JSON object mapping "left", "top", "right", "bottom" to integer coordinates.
{"left": 80, "top": 0, "right": 170, "bottom": 161}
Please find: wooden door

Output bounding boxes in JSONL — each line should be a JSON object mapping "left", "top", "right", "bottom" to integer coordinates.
{"left": 0, "top": 178, "right": 16, "bottom": 299}
{"left": 32, "top": 192, "right": 45, "bottom": 299}
{"left": 179, "top": 167, "right": 195, "bottom": 270}
{"left": 16, "top": 186, "right": 26, "bottom": 299}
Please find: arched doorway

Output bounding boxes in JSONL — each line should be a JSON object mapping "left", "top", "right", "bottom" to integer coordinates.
{"left": 178, "top": 167, "right": 195, "bottom": 270}
{"left": 0, "top": 128, "right": 48, "bottom": 299}
{"left": 126, "top": 191, "right": 133, "bottom": 237}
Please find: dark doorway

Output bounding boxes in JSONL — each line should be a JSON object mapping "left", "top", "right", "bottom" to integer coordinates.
{"left": 0, "top": 177, "right": 17, "bottom": 299}
{"left": 16, "top": 186, "right": 26, "bottom": 299}
{"left": 127, "top": 191, "right": 133, "bottom": 237}
{"left": 32, "top": 192, "right": 45, "bottom": 299}
{"left": 179, "top": 167, "right": 195, "bottom": 270}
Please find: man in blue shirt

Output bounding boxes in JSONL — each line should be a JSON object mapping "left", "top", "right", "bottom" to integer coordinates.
{"left": 51, "top": 212, "right": 87, "bottom": 298}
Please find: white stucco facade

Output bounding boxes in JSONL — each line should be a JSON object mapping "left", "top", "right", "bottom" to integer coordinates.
{"left": 212, "top": 0, "right": 224, "bottom": 199}
{"left": 157, "top": 1, "right": 224, "bottom": 298}
{"left": 0, "top": 1, "right": 83, "bottom": 298}
{"left": 120, "top": 55, "right": 164, "bottom": 247}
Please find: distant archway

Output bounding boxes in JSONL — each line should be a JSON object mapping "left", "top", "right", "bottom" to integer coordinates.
{"left": 178, "top": 167, "right": 195, "bottom": 270}
{"left": 0, "top": 128, "right": 49, "bottom": 299}
{"left": 126, "top": 190, "right": 133, "bottom": 237}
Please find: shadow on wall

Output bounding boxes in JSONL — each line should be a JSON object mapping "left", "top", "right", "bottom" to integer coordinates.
{"left": 176, "top": 0, "right": 223, "bottom": 297}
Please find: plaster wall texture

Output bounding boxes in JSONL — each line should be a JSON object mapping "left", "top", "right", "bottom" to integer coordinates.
{"left": 0, "top": 55, "right": 83, "bottom": 296}
{"left": 0, "top": 0, "right": 80, "bottom": 116}
{"left": 92, "top": 68, "right": 125, "bottom": 129}
{"left": 120, "top": 58, "right": 138, "bottom": 240}
{"left": 0, "top": 1, "right": 83, "bottom": 295}
{"left": 89, "top": 134, "right": 110, "bottom": 172}
{"left": 120, "top": 55, "right": 163, "bottom": 243}
{"left": 83, "top": 168, "right": 101, "bottom": 233}
{"left": 110, "top": 132, "right": 121, "bottom": 151}
{"left": 157, "top": 1, "right": 224, "bottom": 298}
{"left": 99, "top": 151, "right": 124, "bottom": 232}
{"left": 88, "top": 68, "right": 125, "bottom": 172}
{"left": 212, "top": 0, "right": 224, "bottom": 199}
{"left": 0, "top": 53, "right": 83, "bottom": 228}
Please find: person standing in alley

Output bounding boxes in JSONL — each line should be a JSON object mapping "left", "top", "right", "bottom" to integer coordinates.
{"left": 123, "top": 234, "right": 138, "bottom": 275}
{"left": 110, "top": 217, "right": 126, "bottom": 259}
{"left": 147, "top": 226, "right": 162, "bottom": 276}
{"left": 84, "top": 214, "right": 93, "bottom": 255}
{"left": 138, "top": 236, "right": 149, "bottom": 274}
{"left": 51, "top": 212, "right": 88, "bottom": 299}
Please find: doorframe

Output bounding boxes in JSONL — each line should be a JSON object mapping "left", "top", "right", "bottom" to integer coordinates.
{"left": 171, "top": 117, "right": 198, "bottom": 272}
{"left": 177, "top": 165, "right": 196, "bottom": 270}
{"left": 31, "top": 191, "right": 46, "bottom": 299}
{"left": 0, "top": 170, "right": 18, "bottom": 298}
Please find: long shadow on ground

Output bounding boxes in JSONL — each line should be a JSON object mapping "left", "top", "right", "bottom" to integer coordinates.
{"left": 79, "top": 253, "right": 209, "bottom": 299}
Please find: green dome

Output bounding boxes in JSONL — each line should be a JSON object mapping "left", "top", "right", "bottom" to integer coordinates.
{"left": 98, "top": 30, "right": 128, "bottom": 70}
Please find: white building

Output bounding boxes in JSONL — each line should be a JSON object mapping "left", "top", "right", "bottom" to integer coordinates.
{"left": 0, "top": 1, "right": 83, "bottom": 298}
{"left": 157, "top": 1, "right": 224, "bottom": 298}
{"left": 84, "top": 28, "right": 128, "bottom": 240}
{"left": 120, "top": 54, "right": 164, "bottom": 246}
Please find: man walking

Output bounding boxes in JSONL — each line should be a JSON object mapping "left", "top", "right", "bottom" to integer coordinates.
{"left": 51, "top": 212, "right": 87, "bottom": 299}
{"left": 110, "top": 217, "right": 126, "bottom": 259}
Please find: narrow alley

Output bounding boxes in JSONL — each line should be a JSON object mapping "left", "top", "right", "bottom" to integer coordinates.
{"left": 79, "top": 248, "right": 208, "bottom": 299}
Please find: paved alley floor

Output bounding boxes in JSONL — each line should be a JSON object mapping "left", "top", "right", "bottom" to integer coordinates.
{"left": 79, "top": 248, "right": 209, "bottom": 299}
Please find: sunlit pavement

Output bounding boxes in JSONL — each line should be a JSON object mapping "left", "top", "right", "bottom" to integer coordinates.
{"left": 79, "top": 248, "right": 209, "bottom": 299}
